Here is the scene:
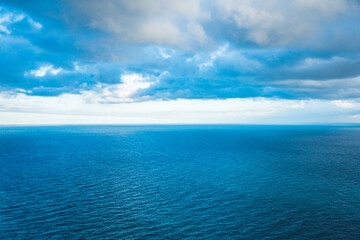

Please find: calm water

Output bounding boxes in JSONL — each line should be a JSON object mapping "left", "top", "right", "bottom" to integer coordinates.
{"left": 1, "top": 125, "right": 360, "bottom": 239}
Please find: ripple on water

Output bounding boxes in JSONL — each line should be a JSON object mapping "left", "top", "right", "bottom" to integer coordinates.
{"left": 1, "top": 125, "right": 360, "bottom": 239}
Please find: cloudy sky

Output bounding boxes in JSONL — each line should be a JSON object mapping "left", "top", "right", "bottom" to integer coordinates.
{"left": 1, "top": 0, "right": 360, "bottom": 124}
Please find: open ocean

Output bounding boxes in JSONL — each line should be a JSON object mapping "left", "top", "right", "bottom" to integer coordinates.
{"left": 1, "top": 125, "right": 360, "bottom": 239}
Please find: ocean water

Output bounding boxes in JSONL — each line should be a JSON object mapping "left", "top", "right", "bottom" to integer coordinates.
{"left": 1, "top": 125, "right": 360, "bottom": 239}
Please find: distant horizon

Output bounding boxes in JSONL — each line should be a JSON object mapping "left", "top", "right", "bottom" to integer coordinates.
{"left": 2, "top": 123, "right": 360, "bottom": 127}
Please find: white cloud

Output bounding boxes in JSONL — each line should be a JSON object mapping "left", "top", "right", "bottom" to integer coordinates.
{"left": 1, "top": 93, "right": 360, "bottom": 125}
{"left": 199, "top": 44, "right": 228, "bottom": 70}
{"left": 27, "top": 18, "right": 42, "bottom": 29}
{"left": 197, "top": 45, "right": 262, "bottom": 73}
{"left": 0, "top": 25, "right": 9, "bottom": 34}
{"left": 0, "top": 12, "right": 24, "bottom": 34}
{"left": 30, "top": 65, "right": 52, "bottom": 77}
{"left": 332, "top": 100, "right": 354, "bottom": 108}
{"left": 28, "top": 65, "right": 63, "bottom": 77}
{"left": 294, "top": 56, "right": 347, "bottom": 70}
{"left": 50, "top": 67, "right": 62, "bottom": 75}
{"left": 158, "top": 47, "right": 172, "bottom": 59}
{"left": 0, "top": 8, "right": 42, "bottom": 34}
{"left": 82, "top": 73, "right": 155, "bottom": 103}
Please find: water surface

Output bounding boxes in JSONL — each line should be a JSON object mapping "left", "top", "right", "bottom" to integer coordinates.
{"left": 1, "top": 125, "right": 360, "bottom": 239}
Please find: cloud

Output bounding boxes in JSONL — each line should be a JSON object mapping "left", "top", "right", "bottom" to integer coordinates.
{"left": 65, "top": 0, "right": 210, "bottom": 49}
{"left": 27, "top": 64, "right": 62, "bottom": 77}
{"left": 3, "top": 0, "right": 360, "bottom": 50}
{"left": 0, "top": 7, "right": 25, "bottom": 34}
{"left": 213, "top": 0, "right": 359, "bottom": 49}
{"left": 268, "top": 76, "right": 360, "bottom": 99}
{"left": 82, "top": 73, "right": 156, "bottom": 103}
{"left": 0, "top": 6, "right": 42, "bottom": 34}
{"left": 60, "top": 0, "right": 360, "bottom": 50}
{"left": 1, "top": 93, "right": 360, "bottom": 124}
{"left": 332, "top": 100, "right": 354, "bottom": 108}
{"left": 0, "top": 0, "right": 360, "bottom": 103}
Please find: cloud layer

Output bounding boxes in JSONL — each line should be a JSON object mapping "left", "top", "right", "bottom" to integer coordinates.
{"left": 1, "top": 0, "right": 360, "bottom": 104}
{"left": 2, "top": 93, "right": 360, "bottom": 125}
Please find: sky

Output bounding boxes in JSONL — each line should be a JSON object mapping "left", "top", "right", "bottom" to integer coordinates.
{"left": 1, "top": 0, "right": 360, "bottom": 124}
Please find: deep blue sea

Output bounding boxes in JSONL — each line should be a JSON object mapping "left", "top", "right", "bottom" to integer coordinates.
{"left": 1, "top": 125, "right": 360, "bottom": 239}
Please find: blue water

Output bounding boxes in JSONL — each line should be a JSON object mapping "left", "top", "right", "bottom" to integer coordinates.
{"left": 1, "top": 125, "right": 360, "bottom": 239}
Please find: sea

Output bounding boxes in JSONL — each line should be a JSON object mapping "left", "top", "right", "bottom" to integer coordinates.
{"left": 1, "top": 125, "right": 360, "bottom": 239}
